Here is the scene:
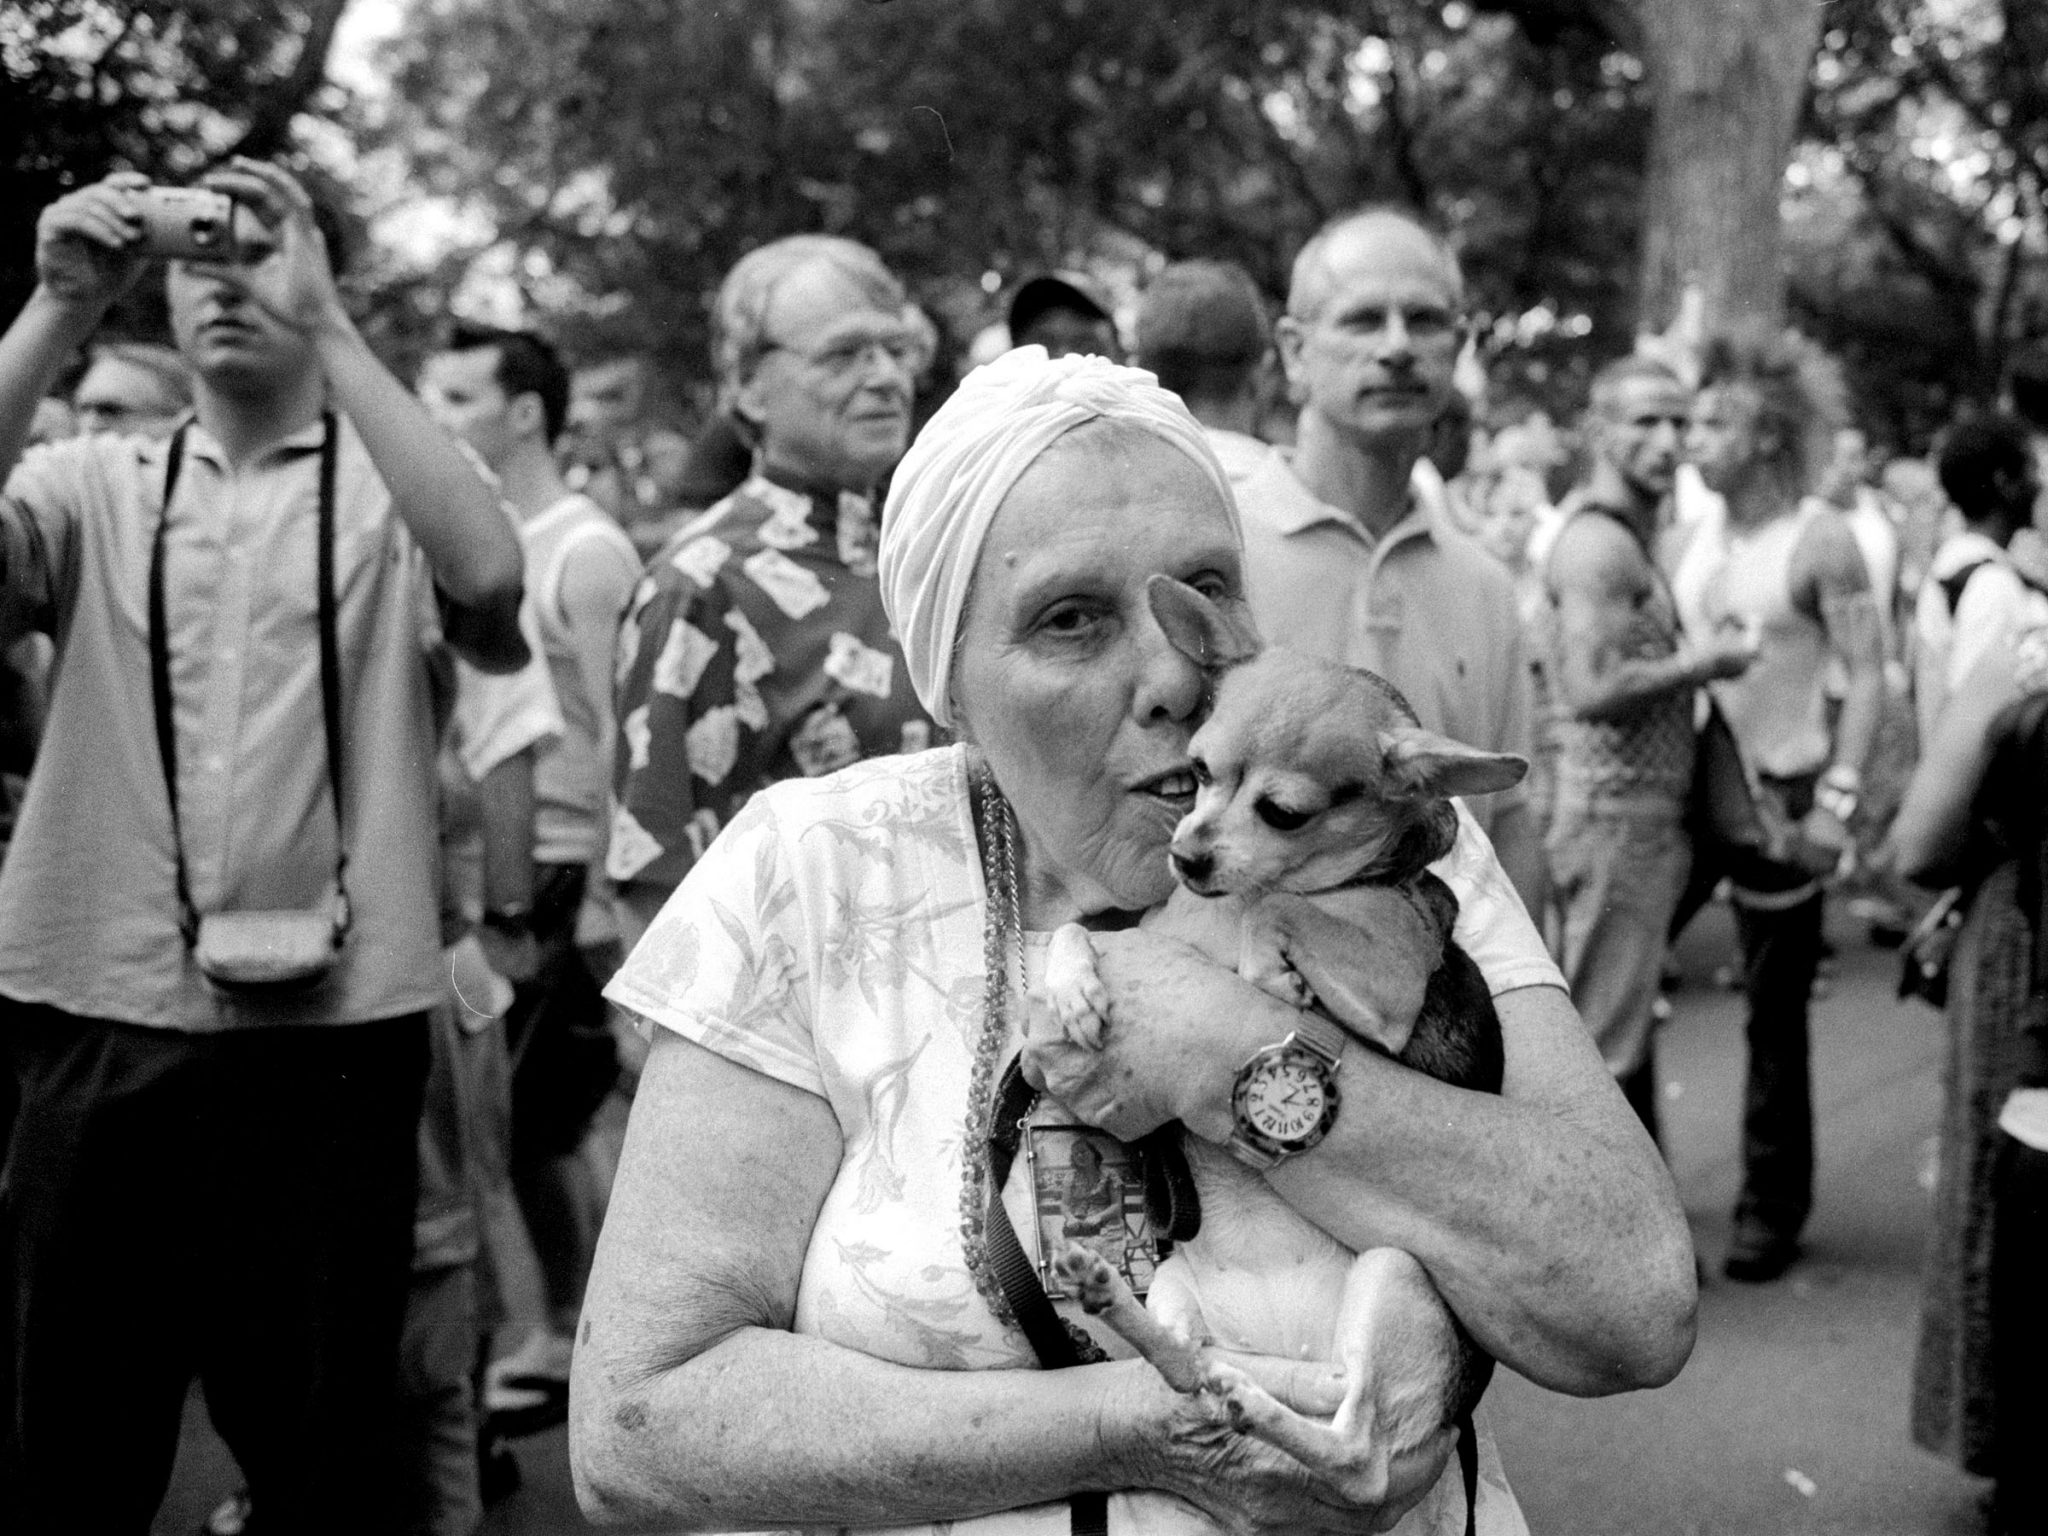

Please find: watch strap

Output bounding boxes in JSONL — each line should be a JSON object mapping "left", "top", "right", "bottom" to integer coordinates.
{"left": 1288, "top": 1011, "right": 1348, "bottom": 1068}
{"left": 481, "top": 904, "right": 532, "bottom": 934}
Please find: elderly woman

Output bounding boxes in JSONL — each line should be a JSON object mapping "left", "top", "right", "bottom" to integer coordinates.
{"left": 574, "top": 350, "right": 1695, "bottom": 1535}
{"left": 608, "top": 234, "right": 937, "bottom": 946}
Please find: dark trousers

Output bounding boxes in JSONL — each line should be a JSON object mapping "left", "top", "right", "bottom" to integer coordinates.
{"left": 1730, "top": 890, "right": 1823, "bottom": 1241}
{"left": 0, "top": 1000, "right": 428, "bottom": 1535}
{"left": 1674, "top": 772, "right": 1826, "bottom": 1242}
{"left": 507, "top": 863, "right": 618, "bottom": 1324}
{"left": 1990, "top": 1139, "right": 2048, "bottom": 1532}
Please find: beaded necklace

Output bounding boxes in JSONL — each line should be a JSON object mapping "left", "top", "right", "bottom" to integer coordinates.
{"left": 959, "top": 758, "right": 1026, "bottom": 1324}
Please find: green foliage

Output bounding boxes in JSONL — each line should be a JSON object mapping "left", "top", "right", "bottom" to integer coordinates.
{"left": 371, "top": 0, "right": 1651, "bottom": 414}
{"left": 2, "top": 0, "right": 2037, "bottom": 446}
{"left": 0, "top": 0, "right": 350, "bottom": 335}
{"left": 1799, "top": 0, "right": 2048, "bottom": 445}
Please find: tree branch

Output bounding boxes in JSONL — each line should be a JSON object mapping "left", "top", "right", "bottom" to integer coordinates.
{"left": 1901, "top": 43, "right": 2048, "bottom": 192}
{"left": 218, "top": 0, "right": 351, "bottom": 162}
{"left": 1469, "top": 0, "right": 1641, "bottom": 55}
{"left": 1364, "top": 0, "right": 1431, "bottom": 209}
{"left": 1840, "top": 151, "right": 1979, "bottom": 310}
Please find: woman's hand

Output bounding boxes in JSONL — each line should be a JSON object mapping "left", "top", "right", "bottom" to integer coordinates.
{"left": 1023, "top": 926, "right": 1272, "bottom": 1143}
{"left": 1106, "top": 1326, "right": 1458, "bottom": 1535}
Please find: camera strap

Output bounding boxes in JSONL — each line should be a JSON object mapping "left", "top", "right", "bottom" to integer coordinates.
{"left": 151, "top": 415, "right": 349, "bottom": 947}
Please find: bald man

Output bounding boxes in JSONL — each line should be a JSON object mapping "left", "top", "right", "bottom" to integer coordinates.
{"left": 1229, "top": 207, "right": 1540, "bottom": 909}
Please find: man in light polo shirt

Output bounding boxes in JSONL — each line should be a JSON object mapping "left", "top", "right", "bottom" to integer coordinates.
{"left": 1231, "top": 206, "right": 1541, "bottom": 909}
{"left": 0, "top": 162, "right": 525, "bottom": 1532}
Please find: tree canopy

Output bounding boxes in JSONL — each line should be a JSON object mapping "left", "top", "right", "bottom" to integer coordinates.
{"left": 2, "top": 0, "right": 2042, "bottom": 446}
{"left": 0, "top": 1, "right": 349, "bottom": 331}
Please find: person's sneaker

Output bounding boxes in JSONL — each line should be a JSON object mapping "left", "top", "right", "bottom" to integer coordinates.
{"left": 200, "top": 1489, "right": 254, "bottom": 1536}
{"left": 485, "top": 1326, "right": 575, "bottom": 1438}
{"left": 1723, "top": 1225, "right": 1800, "bottom": 1283}
{"left": 480, "top": 1438, "right": 523, "bottom": 1506}
{"left": 488, "top": 1325, "right": 574, "bottom": 1391}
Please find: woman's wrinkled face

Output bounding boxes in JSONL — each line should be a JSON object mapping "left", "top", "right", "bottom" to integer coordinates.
{"left": 951, "top": 426, "right": 1247, "bottom": 921}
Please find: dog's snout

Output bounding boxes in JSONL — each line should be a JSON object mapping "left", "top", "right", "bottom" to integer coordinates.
{"left": 1171, "top": 850, "right": 1214, "bottom": 887}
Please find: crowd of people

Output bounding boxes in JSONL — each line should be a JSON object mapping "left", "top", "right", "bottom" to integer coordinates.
{"left": 0, "top": 155, "right": 2044, "bottom": 1536}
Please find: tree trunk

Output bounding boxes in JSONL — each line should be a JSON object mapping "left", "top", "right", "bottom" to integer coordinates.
{"left": 1635, "top": 0, "right": 1823, "bottom": 335}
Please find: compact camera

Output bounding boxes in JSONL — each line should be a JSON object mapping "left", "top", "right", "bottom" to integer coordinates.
{"left": 136, "top": 186, "right": 247, "bottom": 262}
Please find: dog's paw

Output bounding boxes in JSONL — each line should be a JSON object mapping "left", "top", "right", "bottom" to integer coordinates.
{"left": 1044, "top": 923, "right": 1110, "bottom": 1049}
{"left": 1240, "top": 947, "right": 1314, "bottom": 1009}
{"left": 1053, "top": 1242, "right": 1121, "bottom": 1314}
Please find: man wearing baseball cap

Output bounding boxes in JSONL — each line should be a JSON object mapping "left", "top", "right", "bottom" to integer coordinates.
{"left": 1006, "top": 270, "right": 1121, "bottom": 362}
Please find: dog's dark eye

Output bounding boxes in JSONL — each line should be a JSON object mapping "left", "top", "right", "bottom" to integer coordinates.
{"left": 1255, "top": 798, "right": 1314, "bottom": 831}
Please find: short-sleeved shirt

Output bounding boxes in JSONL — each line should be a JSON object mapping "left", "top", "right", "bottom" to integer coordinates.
{"left": 607, "top": 471, "right": 934, "bottom": 896}
{"left": 1229, "top": 449, "right": 1534, "bottom": 842}
{"left": 1913, "top": 530, "right": 2048, "bottom": 741}
{"left": 606, "top": 745, "right": 1552, "bottom": 1536}
{"left": 0, "top": 420, "right": 458, "bottom": 1029}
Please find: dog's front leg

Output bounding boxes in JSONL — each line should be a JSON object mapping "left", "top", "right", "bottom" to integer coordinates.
{"left": 1042, "top": 922, "right": 1111, "bottom": 1049}
{"left": 1240, "top": 889, "right": 1444, "bottom": 1058}
{"left": 1054, "top": 1245, "right": 1214, "bottom": 1394}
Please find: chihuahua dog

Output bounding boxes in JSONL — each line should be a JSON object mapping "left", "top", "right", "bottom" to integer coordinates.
{"left": 1040, "top": 576, "right": 1526, "bottom": 1531}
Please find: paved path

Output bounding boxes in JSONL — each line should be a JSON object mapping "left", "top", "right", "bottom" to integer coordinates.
{"left": 1489, "top": 903, "right": 1982, "bottom": 1535}
{"left": 153, "top": 902, "right": 1987, "bottom": 1535}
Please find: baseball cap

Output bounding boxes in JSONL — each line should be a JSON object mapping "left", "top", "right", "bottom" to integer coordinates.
{"left": 1133, "top": 260, "right": 1271, "bottom": 370}
{"left": 1007, "top": 271, "right": 1115, "bottom": 338}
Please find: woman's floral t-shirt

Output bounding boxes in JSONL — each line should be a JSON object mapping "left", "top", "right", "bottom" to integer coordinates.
{"left": 606, "top": 745, "right": 1549, "bottom": 1536}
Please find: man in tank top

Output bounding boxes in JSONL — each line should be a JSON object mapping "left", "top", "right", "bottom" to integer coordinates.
{"left": 420, "top": 322, "right": 642, "bottom": 1387}
{"left": 1668, "top": 331, "right": 1885, "bottom": 1284}
{"left": 1542, "top": 355, "right": 1754, "bottom": 1142}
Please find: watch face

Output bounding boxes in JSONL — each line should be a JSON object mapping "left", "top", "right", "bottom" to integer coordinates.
{"left": 1241, "top": 1051, "right": 1332, "bottom": 1147}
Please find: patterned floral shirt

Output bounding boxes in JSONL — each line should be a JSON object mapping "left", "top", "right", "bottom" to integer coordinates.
{"left": 606, "top": 471, "right": 936, "bottom": 897}
{"left": 606, "top": 746, "right": 1549, "bottom": 1536}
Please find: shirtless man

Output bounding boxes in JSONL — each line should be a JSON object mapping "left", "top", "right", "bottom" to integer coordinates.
{"left": 1669, "top": 331, "right": 1885, "bottom": 1283}
{"left": 1543, "top": 356, "right": 1752, "bottom": 1141}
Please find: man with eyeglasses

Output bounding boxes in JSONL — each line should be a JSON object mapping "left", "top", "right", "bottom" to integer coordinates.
{"left": 608, "top": 235, "right": 936, "bottom": 944}
{"left": 1228, "top": 206, "right": 1542, "bottom": 910}
{"left": 71, "top": 340, "right": 191, "bottom": 440}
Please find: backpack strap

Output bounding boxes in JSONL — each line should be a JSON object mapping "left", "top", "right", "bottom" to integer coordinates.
{"left": 1938, "top": 557, "right": 1996, "bottom": 618}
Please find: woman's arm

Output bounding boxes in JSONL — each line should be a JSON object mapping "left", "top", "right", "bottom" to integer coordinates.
{"left": 571, "top": 1028, "right": 1424, "bottom": 1532}
{"left": 1023, "top": 943, "right": 1694, "bottom": 1398}
{"left": 1889, "top": 643, "right": 2026, "bottom": 887}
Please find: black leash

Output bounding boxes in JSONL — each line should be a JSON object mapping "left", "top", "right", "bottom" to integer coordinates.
{"left": 982, "top": 1058, "right": 1479, "bottom": 1536}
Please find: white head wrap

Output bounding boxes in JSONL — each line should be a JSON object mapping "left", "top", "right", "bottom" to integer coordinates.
{"left": 880, "top": 345, "right": 1240, "bottom": 727}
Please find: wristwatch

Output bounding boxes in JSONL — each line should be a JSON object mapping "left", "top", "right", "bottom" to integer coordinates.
{"left": 481, "top": 902, "right": 532, "bottom": 937}
{"left": 1227, "top": 1013, "right": 1346, "bottom": 1171}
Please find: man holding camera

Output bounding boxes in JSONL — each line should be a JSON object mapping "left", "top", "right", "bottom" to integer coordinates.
{"left": 0, "top": 162, "right": 526, "bottom": 1532}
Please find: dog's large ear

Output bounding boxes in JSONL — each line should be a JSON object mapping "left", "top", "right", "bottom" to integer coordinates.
{"left": 1378, "top": 726, "right": 1528, "bottom": 800}
{"left": 1147, "top": 575, "right": 1261, "bottom": 669}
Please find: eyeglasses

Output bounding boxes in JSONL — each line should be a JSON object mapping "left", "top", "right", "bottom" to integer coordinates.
{"left": 763, "top": 327, "right": 928, "bottom": 381}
